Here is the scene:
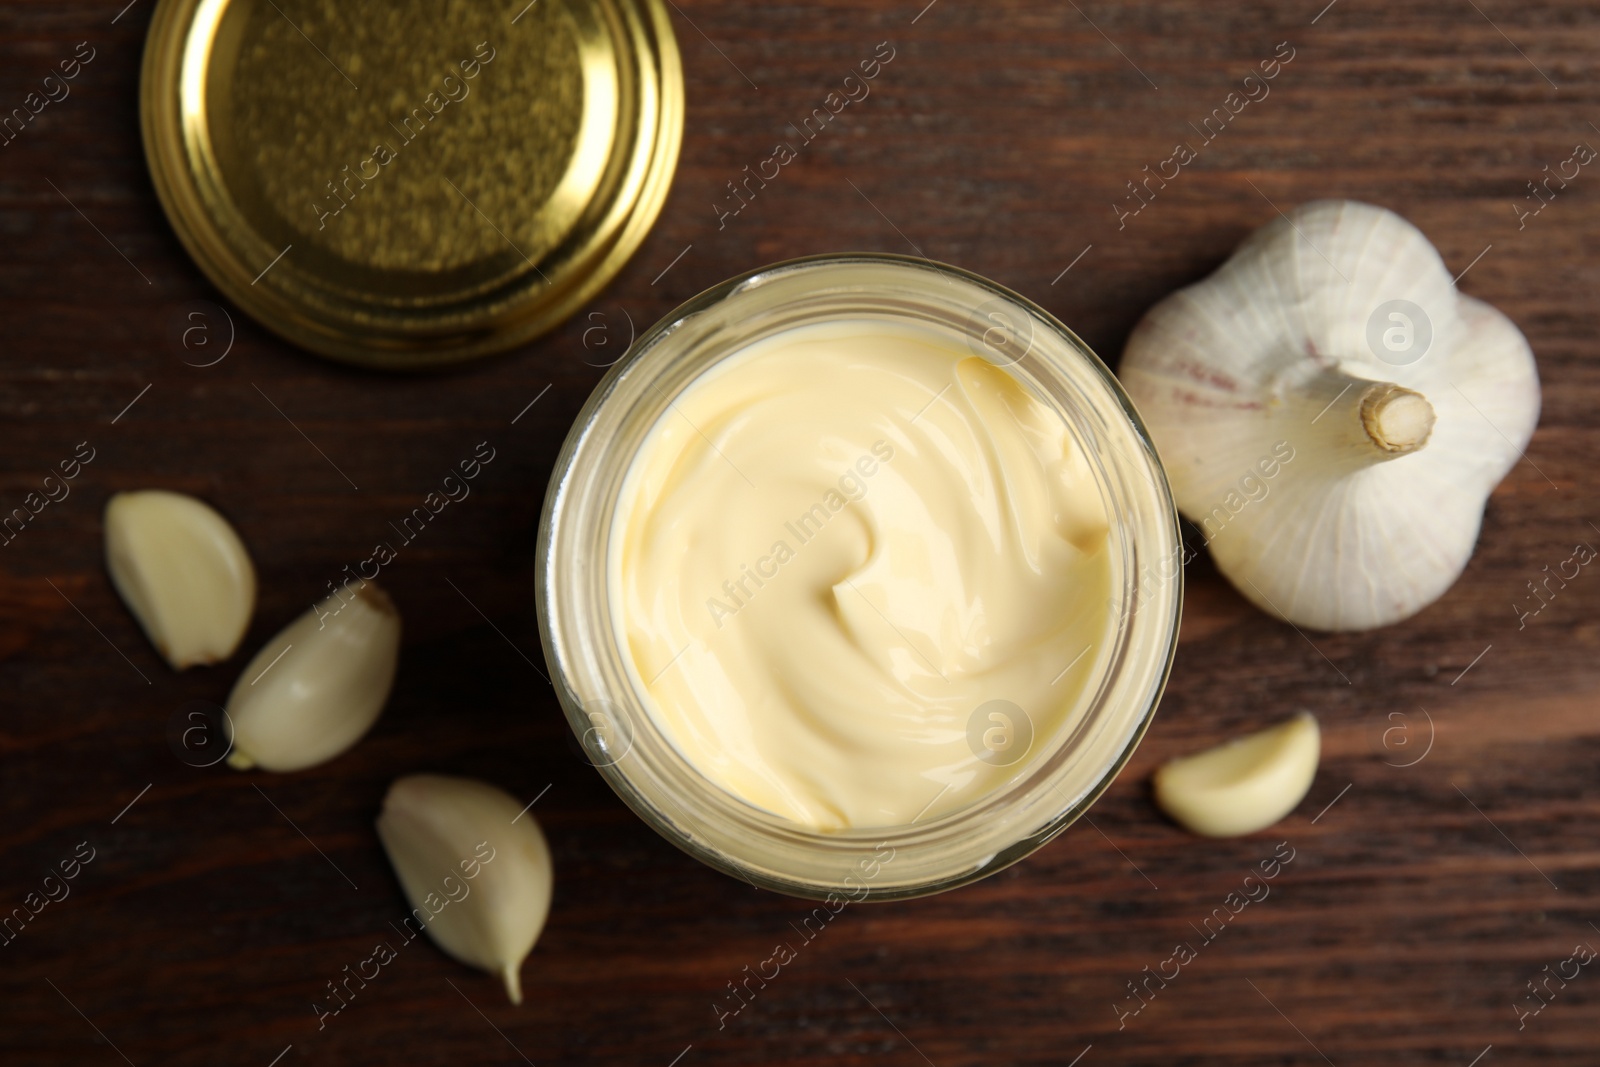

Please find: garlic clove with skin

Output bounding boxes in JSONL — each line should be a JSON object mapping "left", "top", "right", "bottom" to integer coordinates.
{"left": 104, "top": 490, "right": 256, "bottom": 669}
{"left": 1153, "top": 713, "right": 1320, "bottom": 838}
{"left": 225, "top": 582, "right": 400, "bottom": 772}
{"left": 1120, "top": 200, "right": 1540, "bottom": 631}
{"left": 376, "top": 774, "right": 553, "bottom": 1005}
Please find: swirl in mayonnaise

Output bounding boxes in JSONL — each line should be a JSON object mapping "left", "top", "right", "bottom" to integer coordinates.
{"left": 612, "top": 320, "right": 1112, "bottom": 830}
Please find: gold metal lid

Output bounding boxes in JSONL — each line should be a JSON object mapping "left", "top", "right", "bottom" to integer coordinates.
{"left": 141, "top": 0, "right": 683, "bottom": 369}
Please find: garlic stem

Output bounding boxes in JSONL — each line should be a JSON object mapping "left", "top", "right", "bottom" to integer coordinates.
{"left": 1358, "top": 383, "right": 1435, "bottom": 454}
{"left": 1297, "top": 369, "right": 1435, "bottom": 464}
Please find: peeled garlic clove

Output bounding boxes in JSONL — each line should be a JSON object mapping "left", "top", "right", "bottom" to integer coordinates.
{"left": 225, "top": 582, "right": 400, "bottom": 772}
{"left": 376, "top": 774, "right": 553, "bottom": 1004}
{"left": 1120, "top": 200, "right": 1540, "bottom": 631}
{"left": 104, "top": 490, "right": 256, "bottom": 669}
{"left": 1153, "top": 712, "right": 1319, "bottom": 838}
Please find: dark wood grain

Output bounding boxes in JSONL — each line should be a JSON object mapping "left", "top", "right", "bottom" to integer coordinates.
{"left": 2, "top": 0, "right": 1598, "bottom": 1064}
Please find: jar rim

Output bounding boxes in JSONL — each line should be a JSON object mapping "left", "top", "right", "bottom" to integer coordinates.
{"left": 537, "top": 252, "right": 1183, "bottom": 900}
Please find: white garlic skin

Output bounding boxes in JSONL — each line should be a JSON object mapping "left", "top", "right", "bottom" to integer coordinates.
{"left": 103, "top": 490, "right": 256, "bottom": 669}
{"left": 1120, "top": 200, "right": 1540, "bottom": 631}
{"left": 376, "top": 774, "right": 553, "bottom": 1005}
{"left": 225, "top": 582, "right": 400, "bottom": 772}
{"left": 1153, "top": 712, "right": 1320, "bottom": 838}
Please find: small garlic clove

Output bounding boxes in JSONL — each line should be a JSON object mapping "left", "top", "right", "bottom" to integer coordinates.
{"left": 104, "top": 490, "right": 256, "bottom": 669}
{"left": 376, "top": 774, "right": 553, "bottom": 1004}
{"left": 225, "top": 582, "right": 400, "bottom": 772}
{"left": 1152, "top": 712, "right": 1320, "bottom": 838}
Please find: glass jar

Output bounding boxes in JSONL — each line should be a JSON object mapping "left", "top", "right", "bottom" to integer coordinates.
{"left": 537, "top": 254, "right": 1182, "bottom": 901}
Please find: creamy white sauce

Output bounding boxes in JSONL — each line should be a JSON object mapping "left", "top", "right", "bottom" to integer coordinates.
{"left": 611, "top": 320, "right": 1112, "bottom": 830}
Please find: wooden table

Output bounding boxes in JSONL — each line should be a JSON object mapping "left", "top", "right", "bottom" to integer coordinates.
{"left": 3, "top": 0, "right": 1596, "bottom": 1063}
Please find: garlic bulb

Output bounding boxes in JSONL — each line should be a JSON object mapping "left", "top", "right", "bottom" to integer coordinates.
{"left": 225, "top": 582, "right": 400, "bottom": 772}
{"left": 1153, "top": 712, "right": 1319, "bottom": 837}
{"left": 104, "top": 490, "right": 255, "bottom": 668}
{"left": 376, "top": 774, "right": 553, "bottom": 1004}
{"left": 1120, "top": 200, "right": 1540, "bottom": 631}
